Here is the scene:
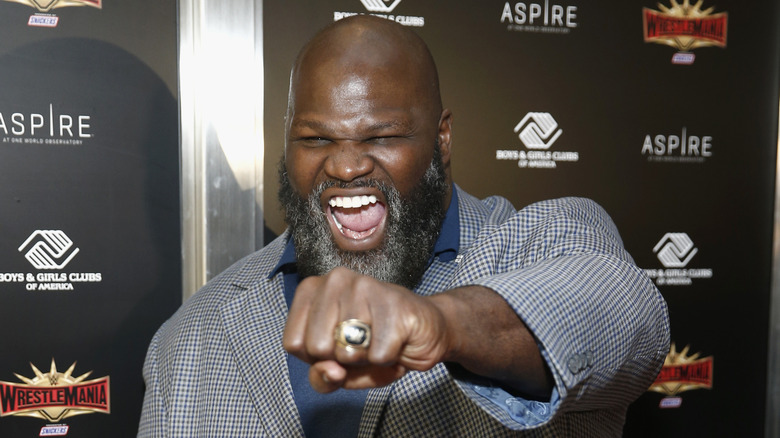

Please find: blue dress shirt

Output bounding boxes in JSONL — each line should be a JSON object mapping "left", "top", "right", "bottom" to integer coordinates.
{"left": 272, "top": 190, "right": 461, "bottom": 437}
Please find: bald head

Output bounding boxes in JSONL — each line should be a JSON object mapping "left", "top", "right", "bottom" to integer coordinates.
{"left": 282, "top": 14, "right": 454, "bottom": 216}
{"left": 280, "top": 16, "right": 454, "bottom": 281}
{"left": 287, "top": 15, "right": 442, "bottom": 124}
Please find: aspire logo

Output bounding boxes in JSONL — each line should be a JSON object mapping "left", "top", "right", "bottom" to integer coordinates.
{"left": 500, "top": 1, "right": 578, "bottom": 34}
{"left": 641, "top": 127, "right": 712, "bottom": 163}
{"left": 0, "top": 103, "right": 93, "bottom": 144}
{"left": 18, "top": 230, "right": 79, "bottom": 270}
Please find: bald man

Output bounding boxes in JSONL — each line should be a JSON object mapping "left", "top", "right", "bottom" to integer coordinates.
{"left": 140, "top": 15, "right": 669, "bottom": 437}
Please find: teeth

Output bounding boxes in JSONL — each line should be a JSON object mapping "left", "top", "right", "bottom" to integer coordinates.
{"left": 329, "top": 195, "right": 377, "bottom": 208}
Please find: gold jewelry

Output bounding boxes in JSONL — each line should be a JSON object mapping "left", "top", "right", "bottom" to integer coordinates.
{"left": 334, "top": 319, "right": 371, "bottom": 350}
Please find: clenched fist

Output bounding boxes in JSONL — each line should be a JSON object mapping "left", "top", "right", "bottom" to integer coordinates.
{"left": 282, "top": 267, "right": 452, "bottom": 393}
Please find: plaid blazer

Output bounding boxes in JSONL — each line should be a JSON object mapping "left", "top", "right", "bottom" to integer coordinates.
{"left": 139, "top": 186, "right": 669, "bottom": 437}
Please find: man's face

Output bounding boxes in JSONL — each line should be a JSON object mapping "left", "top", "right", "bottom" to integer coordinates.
{"left": 280, "top": 58, "right": 452, "bottom": 288}
{"left": 279, "top": 146, "right": 446, "bottom": 288}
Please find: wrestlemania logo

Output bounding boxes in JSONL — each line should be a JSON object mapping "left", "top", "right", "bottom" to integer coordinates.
{"left": 649, "top": 343, "right": 713, "bottom": 408}
{"left": 642, "top": 0, "right": 727, "bottom": 64}
{"left": 0, "top": 360, "right": 110, "bottom": 422}
{"left": 3, "top": 0, "right": 101, "bottom": 13}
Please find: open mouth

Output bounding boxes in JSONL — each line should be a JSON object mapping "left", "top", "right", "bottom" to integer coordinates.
{"left": 325, "top": 192, "right": 387, "bottom": 249}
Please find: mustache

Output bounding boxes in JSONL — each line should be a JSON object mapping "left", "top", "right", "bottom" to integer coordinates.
{"left": 277, "top": 146, "right": 447, "bottom": 288}
{"left": 314, "top": 178, "right": 380, "bottom": 191}
{"left": 308, "top": 178, "right": 395, "bottom": 203}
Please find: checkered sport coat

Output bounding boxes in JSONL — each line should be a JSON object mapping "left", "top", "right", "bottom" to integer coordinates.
{"left": 139, "top": 186, "right": 669, "bottom": 437}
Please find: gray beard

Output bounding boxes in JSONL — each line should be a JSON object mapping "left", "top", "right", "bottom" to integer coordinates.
{"left": 278, "top": 147, "right": 447, "bottom": 289}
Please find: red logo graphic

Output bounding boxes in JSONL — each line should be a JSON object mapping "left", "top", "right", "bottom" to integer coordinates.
{"left": 642, "top": 1, "right": 727, "bottom": 64}
{"left": 0, "top": 360, "right": 110, "bottom": 422}
{"left": 4, "top": 0, "right": 102, "bottom": 13}
{"left": 649, "top": 343, "right": 713, "bottom": 408}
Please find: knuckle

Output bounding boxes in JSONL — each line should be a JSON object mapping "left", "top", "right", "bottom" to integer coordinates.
{"left": 353, "top": 276, "right": 375, "bottom": 293}
{"left": 329, "top": 266, "right": 351, "bottom": 278}
{"left": 307, "top": 338, "right": 333, "bottom": 358}
{"left": 368, "top": 348, "right": 396, "bottom": 367}
{"left": 335, "top": 348, "right": 365, "bottom": 365}
{"left": 282, "top": 336, "right": 304, "bottom": 353}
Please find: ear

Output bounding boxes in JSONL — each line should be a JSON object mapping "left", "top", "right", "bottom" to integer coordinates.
{"left": 437, "top": 109, "right": 453, "bottom": 166}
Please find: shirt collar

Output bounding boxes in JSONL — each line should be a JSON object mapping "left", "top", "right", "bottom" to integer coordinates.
{"left": 272, "top": 234, "right": 298, "bottom": 278}
{"left": 431, "top": 187, "right": 460, "bottom": 263}
{"left": 271, "top": 187, "right": 460, "bottom": 276}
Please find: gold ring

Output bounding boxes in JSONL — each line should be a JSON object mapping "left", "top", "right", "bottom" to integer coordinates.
{"left": 334, "top": 319, "right": 371, "bottom": 350}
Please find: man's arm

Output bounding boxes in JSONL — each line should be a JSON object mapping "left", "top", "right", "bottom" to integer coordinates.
{"left": 283, "top": 196, "right": 669, "bottom": 417}
{"left": 283, "top": 269, "right": 551, "bottom": 396}
{"left": 139, "top": 330, "right": 168, "bottom": 438}
{"left": 430, "top": 285, "right": 553, "bottom": 398}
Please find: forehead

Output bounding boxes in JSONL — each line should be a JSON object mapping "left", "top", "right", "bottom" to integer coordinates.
{"left": 286, "top": 18, "right": 441, "bottom": 137}
{"left": 294, "top": 55, "right": 423, "bottom": 104}
{"left": 289, "top": 68, "right": 430, "bottom": 136}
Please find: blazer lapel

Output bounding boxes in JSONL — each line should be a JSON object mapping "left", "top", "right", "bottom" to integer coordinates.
{"left": 220, "top": 270, "right": 304, "bottom": 437}
{"left": 357, "top": 385, "right": 394, "bottom": 437}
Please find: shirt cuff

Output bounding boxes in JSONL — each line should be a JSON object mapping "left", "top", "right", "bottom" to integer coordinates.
{"left": 467, "top": 381, "right": 560, "bottom": 427}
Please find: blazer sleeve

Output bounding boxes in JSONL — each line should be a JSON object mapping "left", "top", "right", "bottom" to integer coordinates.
{"left": 450, "top": 196, "right": 670, "bottom": 429}
{"left": 138, "top": 327, "right": 169, "bottom": 438}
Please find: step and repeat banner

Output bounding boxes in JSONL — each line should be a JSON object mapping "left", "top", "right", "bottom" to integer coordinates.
{"left": 262, "top": 1, "right": 779, "bottom": 436}
{"left": 0, "top": 1, "right": 181, "bottom": 436}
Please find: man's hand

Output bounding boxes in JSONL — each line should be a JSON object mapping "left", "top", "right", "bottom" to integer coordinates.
{"left": 283, "top": 267, "right": 553, "bottom": 397}
{"left": 282, "top": 267, "right": 452, "bottom": 393}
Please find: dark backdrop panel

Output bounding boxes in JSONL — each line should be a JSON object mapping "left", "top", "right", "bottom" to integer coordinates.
{"left": 263, "top": 1, "right": 779, "bottom": 436}
{"left": 0, "top": 2, "right": 180, "bottom": 437}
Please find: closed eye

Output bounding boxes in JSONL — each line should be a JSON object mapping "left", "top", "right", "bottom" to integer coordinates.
{"left": 365, "top": 136, "right": 406, "bottom": 146}
{"left": 297, "top": 137, "right": 332, "bottom": 147}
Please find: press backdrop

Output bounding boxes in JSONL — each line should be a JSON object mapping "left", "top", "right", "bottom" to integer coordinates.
{"left": 0, "top": 0, "right": 778, "bottom": 437}
{"left": 261, "top": 1, "right": 778, "bottom": 436}
{"left": 0, "top": 1, "right": 180, "bottom": 436}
